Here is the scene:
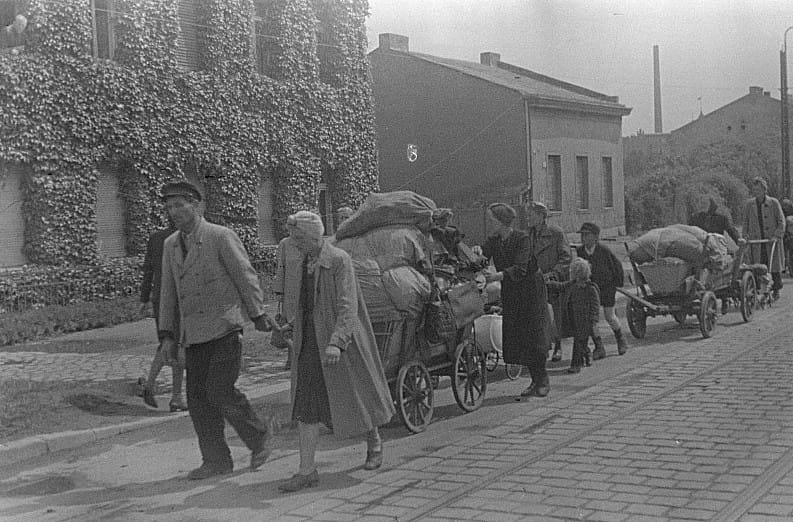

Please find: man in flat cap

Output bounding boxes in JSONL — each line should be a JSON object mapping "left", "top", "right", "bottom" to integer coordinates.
{"left": 157, "top": 180, "right": 276, "bottom": 480}
{"left": 743, "top": 177, "right": 785, "bottom": 299}
{"left": 576, "top": 222, "right": 628, "bottom": 359}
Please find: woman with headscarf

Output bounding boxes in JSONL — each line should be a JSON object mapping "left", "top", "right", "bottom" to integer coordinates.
{"left": 277, "top": 211, "right": 395, "bottom": 493}
{"left": 481, "top": 203, "right": 550, "bottom": 397}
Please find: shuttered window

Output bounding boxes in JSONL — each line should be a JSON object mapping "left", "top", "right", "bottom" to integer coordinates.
{"left": 257, "top": 175, "right": 277, "bottom": 244}
{"left": 576, "top": 155, "right": 589, "bottom": 210}
{"left": 316, "top": 19, "right": 340, "bottom": 85}
{"left": 0, "top": 166, "right": 27, "bottom": 267}
{"left": 317, "top": 182, "right": 333, "bottom": 236}
{"left": 96, "top": 169, "right": 127, "bottom": 257}
{"left": 176, "top": 0, "right": 201, "bottom": 71}
{"left": 547, "top": 154, "right": 562, "bottom": 211}
{"left": 91, "top": 0, "right": 115, "bottom": 60}
{"left": 253, "top": 0, "right": 277, "bottom": 77}
{"left": 602, "top": 156, "right": 614, "bottom": 208}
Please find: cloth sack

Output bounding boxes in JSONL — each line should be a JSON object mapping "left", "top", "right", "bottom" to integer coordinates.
{"left": 269, "top": 303, "right": 292, "bottom": 350}
{"left": 335, "top": 191, "right": 438, "bottom": 240}
{"left": 447, "top": 281, "right": 486, "bottom": 330}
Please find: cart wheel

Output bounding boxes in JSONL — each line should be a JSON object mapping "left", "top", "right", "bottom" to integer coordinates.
{"left": 505, "top": 364, "right": 522, "bottom": 380}
{"left": 485, "top": 350, "right": 499, "bottom": 372}
{"left": 396, "top": 361, "right": 434, "bottom": 433}
{"left": 698, "top": 291, "right": 718, "bottom": 338}
{"left": 672, "top": 311, "right": 686, "bottom": 325}
{"left": 452, "top": 340, "right": 487, "bottom": 412}
{"left": 626, "top": 301, "right": 647, "bottom": 339}
{"left": 739, "top": 271, "right": 756, "bottom": 323}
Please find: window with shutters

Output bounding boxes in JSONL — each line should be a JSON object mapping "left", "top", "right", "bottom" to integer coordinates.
{"left": 316, "top": 19, "right": 340, "bottom": 85}
{"left": 96, "top": 169, "right": 127, "bottom": 257}
{"left": 0, "top": 165, "right": 28, "bottom": 267}
{"left": 602, "top": 156, "right": 614, "bottom": 208}
{"left": 252, "top": 0, "right": 277, "bottom": 77}
{"left": 547, "top": 154, "right": 562, "bottom": 211}
{"left": 575, "top": 155, "right": 589, "bottom": 210}
{"left": 257, "top": 175, "right": 277, "bottom": 244}
{"left": 91, "top": 0, "right": 116, "bottom": 60}
{"left": 176, "top": 0, "right": 201, "bottom": 71}
{"left": 317, "top": 180, "right": 334, "bottom": 236}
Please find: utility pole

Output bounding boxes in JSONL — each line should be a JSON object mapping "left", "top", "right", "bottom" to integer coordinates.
{"left": 783, "top": 27, "right": 793, "bottom": 199}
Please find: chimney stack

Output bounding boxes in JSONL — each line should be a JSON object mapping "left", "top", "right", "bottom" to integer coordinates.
{"left": 480, "top": 52, "right": 501, "bottom": 67}
{"left": 749, "top": 86, "right": 763, "bottom": 95}
{"left": 653, "top": 45, "right": 663, "bottom": 134}
{"left": 378, "top": 33, "right": 409, "bottom": 53}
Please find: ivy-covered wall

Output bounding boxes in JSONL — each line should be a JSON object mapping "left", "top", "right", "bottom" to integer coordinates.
{"left": 0, "top": 0, "right": 378, "bottom": 265}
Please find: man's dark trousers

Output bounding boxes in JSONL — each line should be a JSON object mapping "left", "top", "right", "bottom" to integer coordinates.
{"left": 186, "top": 331, "right": 267, "bottom": 469}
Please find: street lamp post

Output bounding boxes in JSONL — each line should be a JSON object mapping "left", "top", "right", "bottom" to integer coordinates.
{"left": 782, "top": 26, "right": 793, "bottom": 199}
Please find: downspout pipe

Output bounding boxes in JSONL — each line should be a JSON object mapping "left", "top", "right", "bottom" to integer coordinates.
{"left": 524, "top": 97, "right": 533, "bottom": 202}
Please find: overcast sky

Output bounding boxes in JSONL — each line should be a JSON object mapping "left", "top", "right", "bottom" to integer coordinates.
{"left": 365, "top": 0, "right": 793, "bottom": 136}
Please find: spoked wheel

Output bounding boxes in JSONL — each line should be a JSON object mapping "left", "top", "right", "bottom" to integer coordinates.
{"left": 740, "top": 271, "right": 757, "bottom": 323}
{"left": 626, "top": 300, "right": 647, "bottom": 339}
{"left": 485, "top": 350, "right": 499, "bottom": 372}
{"left": 698, "top": 291, "right": 718, "bottom": 338}
{"left": 396, "top": 361, "right": 434, "bottom": 433}
{"left": 672, "top": 311, "right": 686, "bottom": 325}
{"left": 451, "top": 339, "right": 487, "bottom": 412}
{"left": 505, "top": 363, "right": 522, "bottom": 380}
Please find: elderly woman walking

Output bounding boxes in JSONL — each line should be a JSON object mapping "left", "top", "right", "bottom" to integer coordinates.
{"left": 481, "top": 203, "right": 550, "bottom": 397}
{"left": 277, "top": 211, "right": 395, "bottom": 493}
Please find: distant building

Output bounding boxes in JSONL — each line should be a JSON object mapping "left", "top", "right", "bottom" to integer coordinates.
{"left": 625, "top": 86, "right": 791, "bottom": 170}
{"left": 368, "top": 33, "right": 631, "bottom": 242}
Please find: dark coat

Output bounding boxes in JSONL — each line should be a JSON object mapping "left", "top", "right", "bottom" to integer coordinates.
{"left": 140, "top": 227, "right": 175, "bottom": 305}
{"left": 576, "top": 243, "right": 623, "bottom": 308}
{"left": 743, "top": 196, "right": 786, "bottom": 273}
{"left": 482, "top": 230, "right": 549, "bottom": 366}
{"left": 552, "top": 280, "right": 601, "bottom": 340}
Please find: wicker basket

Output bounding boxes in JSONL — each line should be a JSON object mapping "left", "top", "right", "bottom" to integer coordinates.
{"left": 638, "top": 258, "right": 693, "bottom": 296}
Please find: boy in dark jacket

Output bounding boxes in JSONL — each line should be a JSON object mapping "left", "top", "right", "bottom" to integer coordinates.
{"left": 576, "top": 222, "right": 628, "bottom": 359}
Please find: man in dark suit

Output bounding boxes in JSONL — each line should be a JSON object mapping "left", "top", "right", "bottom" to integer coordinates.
{"left": 689, "top": 197, "right": 741, "bottom": 244}
{"left": 158, "top": 181, "right": 276, "bottom": 480}
{"left": 139, "top": 218, "right": 185, "bottom": 411}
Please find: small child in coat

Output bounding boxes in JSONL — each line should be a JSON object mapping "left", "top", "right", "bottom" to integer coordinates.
{"left": 565, "top": 258, "right": 601, "bottom": 373}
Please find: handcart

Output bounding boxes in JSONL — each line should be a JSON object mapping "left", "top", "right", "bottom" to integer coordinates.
{"left": 372, "top": 275, "right": 488, "bottom": 434}
{"left": 619, "top": 239, "right": 777, "bottom": 339}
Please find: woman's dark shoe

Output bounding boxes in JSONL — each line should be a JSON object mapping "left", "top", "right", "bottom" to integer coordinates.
{"left": 186, "top": 463, "right": 232, "bottom": 480}
{"left": 520, "top": 383, "right": 537, "bottom": 397}
{"left": 142, "top": 388, "right": 158, "bottom": 409}
{"left": 567, "top": 365, "right": 581, "bottom": 374}
{"left": 169, "top": 399, "right": 188, "bottom": 412}
{"left": 550, "top": 345, "right": 562, "bottom": 362}
{"left": 535, "top": 381, "right": 550, "bottom": 397}
{"left": 592, "top": 337, "right": 607, "bottom": 360}
{"left": 278, "top": 470, "right": 319, "bottom": 493}
{"left": 364, "top": 448, "right": 383, "bottom": 470}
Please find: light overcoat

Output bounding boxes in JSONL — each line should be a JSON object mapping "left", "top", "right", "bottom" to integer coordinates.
{"left": 743, "top": 196, "right": 786, "bottom": 272}
{"left": 527, "top": 222, "right": 572, "bottom": 280}
{"left": 159, "top": 218, "right": 267, "bottom": 346}
{"left": 288, "top": 240, "right": 395, "bottom": 439}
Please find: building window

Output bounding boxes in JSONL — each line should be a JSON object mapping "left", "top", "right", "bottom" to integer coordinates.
{"left": 175, "top": 0, "right": 201, "bottom": 71}
{"left": 575, "top": 156, "right": 589, "bottom": 210}
{"left": 602, "top": 156, "right": 614, "bottom": 208}
{"left": 253, "top": 0, "right": 277, "bottom": 77}
{"left": 547, "top": 154, "right": 562, "bottom": 211}
{"left": 316, "top": 20, "right": 340, "bottom": 85}
{"left": 317, "top": 182, "right": 334, "bottom": 236}
{"left": 92, "top": 0, "right": 115, "bottom": 59}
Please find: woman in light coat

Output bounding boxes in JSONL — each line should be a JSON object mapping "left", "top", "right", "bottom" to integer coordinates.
{"left": 277, "top": 211, "right": 395, "bottom": 493}
{"left": 743, "top": 177, "right": 785, "bottom": 296}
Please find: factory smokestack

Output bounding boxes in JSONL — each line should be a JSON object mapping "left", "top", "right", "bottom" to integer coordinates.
{"left": 653, "top": 45, "right": 662, "bottom": 133}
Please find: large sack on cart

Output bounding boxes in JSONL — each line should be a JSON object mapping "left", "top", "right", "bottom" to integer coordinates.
{"left": 627, "top": 225, "right": 707, "bottom": 265}
{"left": 638, "top": 257, "right": 695, "bottom": 295}
{"left": 335, "top": 191, "right": 438, "bottom": 240}
{"left": 336, "top": 225, "right": 430, "bottom": 272}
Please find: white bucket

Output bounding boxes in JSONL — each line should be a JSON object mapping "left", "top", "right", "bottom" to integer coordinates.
{"left": 474, "top": 313, "right": 503, "bottom": 354}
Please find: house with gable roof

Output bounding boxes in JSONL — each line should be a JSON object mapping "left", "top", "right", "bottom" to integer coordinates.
{"left": 368, "top": 33, "right": 631, "bottom": 242}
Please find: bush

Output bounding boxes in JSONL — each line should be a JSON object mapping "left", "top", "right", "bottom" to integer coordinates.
{"left": 0, "top": 296, "right": 143, "bottom": 346}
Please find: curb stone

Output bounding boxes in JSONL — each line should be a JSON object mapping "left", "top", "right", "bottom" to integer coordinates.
{"left": 0, "top": 381, "right": 292, "bottom": 469}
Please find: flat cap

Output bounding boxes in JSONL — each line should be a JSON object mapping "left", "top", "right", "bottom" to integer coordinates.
{"left": 578, "top": 222, "right": 600, "bottom": 235}
{"left": 161, "top": 180, "right": 202, "bottom": 201}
